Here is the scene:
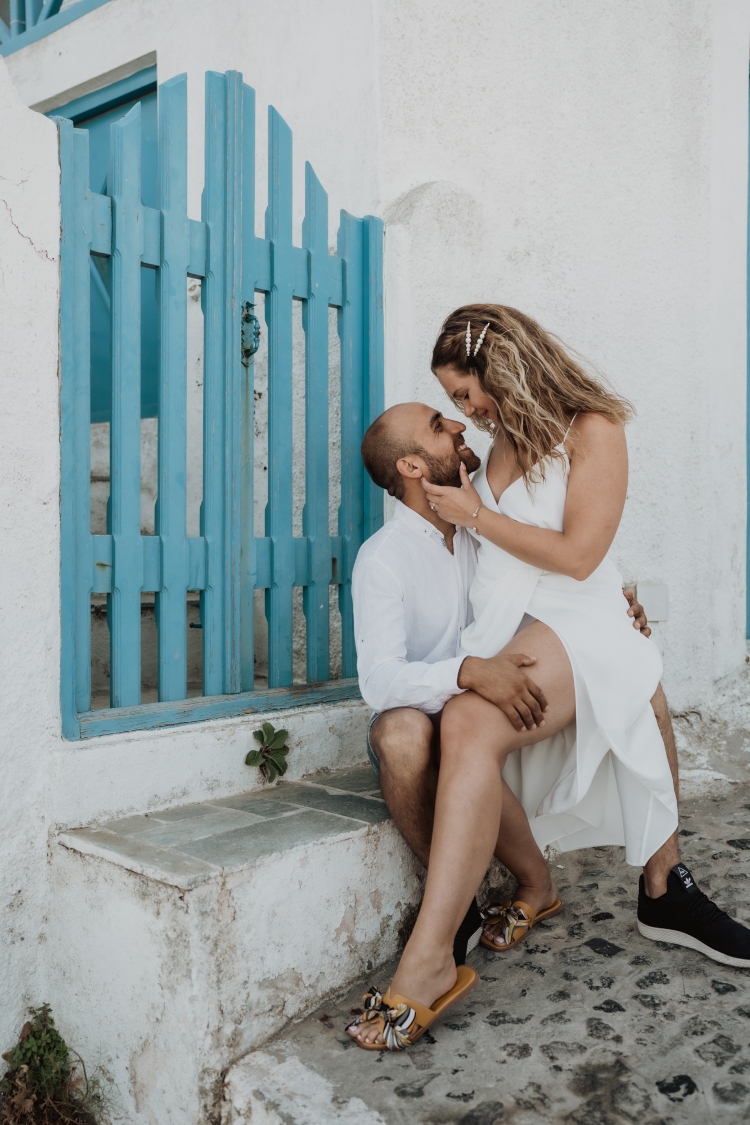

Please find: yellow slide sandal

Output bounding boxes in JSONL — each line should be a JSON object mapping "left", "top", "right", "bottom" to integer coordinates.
{"left": 347, "top": 964, "right": 479, "bottom": 1051}
{"left": 481, "top": 897, "right": 563, "bottom": 951}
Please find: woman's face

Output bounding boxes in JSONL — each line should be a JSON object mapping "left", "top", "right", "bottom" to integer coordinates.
{"left": 433, "top": 365, "right": 499, "bottom": 425}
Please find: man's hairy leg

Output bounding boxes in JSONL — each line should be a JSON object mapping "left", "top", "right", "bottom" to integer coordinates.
{"left": 369, "top": 709, "right": 437, "bottom": 867}
{"left": 642, "top": 683, "right": 681, "bottom": 897}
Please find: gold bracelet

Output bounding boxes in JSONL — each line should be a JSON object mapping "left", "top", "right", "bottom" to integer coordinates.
{"left": 471, "top": 502, "right": 484, "bottom": 533}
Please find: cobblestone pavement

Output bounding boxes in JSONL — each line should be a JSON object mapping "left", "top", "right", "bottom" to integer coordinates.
{"left": 228, "top": 670, "right": 750, "bottom": 1124}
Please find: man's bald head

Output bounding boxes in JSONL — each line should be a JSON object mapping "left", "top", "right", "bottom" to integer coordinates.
{"left": 360, "top": 404, "right": 426, "bottom": 499}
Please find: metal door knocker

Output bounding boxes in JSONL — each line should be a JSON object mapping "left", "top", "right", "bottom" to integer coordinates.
{"left": 241, "top": 301, "right": 261, "bottom": 367}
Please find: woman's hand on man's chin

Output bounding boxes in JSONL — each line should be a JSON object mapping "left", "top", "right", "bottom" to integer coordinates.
{"left": 422, "top": 462, "right": 482, "bottom": 525}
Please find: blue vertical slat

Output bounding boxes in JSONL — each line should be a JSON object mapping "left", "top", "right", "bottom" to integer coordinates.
{"left": 337, "top": 212, "right": 365, "bottom": 678}
{"left": 25, "top": 0, "right": 41, "bottom": 27}
{"left": 57, "top": 119, "right": 93, "bottom": 736}
{"left": 155, "top": 74, "right": 190, "bottom": 700}
{"left": 222, "top": 72, "right": 245, "bottom": 693}
{"left": 363, "top": 215, "right": 385, "bottom": 541}
{"left": 9, "top": 0, "right": 24, "bottom": 36}
{"left": 202, "top": 70, "right": 246, "bottom": 695}
{"left": 302, "top": 163, "right": 330, "bottom": 682}
{"left": 201, "top": 72, "right": 228, "bottom": 695}
{"left": 239, "top": 80, "right": 257, "bottom": 692}
{"left": 108, "top": 104, "right": 145, "bottom": 707}
{"left": 265, "top": 106, "right": 295, "bottom": 688}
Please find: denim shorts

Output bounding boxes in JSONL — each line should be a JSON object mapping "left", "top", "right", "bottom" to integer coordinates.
{"left": 366, "top": 712, "right": 380, "bottom": 775}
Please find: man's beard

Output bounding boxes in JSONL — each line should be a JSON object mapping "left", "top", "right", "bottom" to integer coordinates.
{"left": 419, "top": 443, "right": 481, "bottom": 488}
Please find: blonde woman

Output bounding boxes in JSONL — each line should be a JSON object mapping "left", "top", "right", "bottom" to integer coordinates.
{"left": 348, "top": 304, "right": 683, "bottom": 1050}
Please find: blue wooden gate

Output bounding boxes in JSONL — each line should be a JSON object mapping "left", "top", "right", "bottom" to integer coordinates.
{"left": 57, "top": 71, "right": 384, "bottom": 740}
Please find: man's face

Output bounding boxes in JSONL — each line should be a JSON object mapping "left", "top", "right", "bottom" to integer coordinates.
{"left": 400, "top": 404, "right": 482, "bottom": 487}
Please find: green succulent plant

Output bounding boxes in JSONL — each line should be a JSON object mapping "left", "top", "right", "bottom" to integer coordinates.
{"left": 0, "top": 1003, "right": 109, "bottom": 1123}
{"left": 245, "top": 722, "right": 290, "bottom": 782}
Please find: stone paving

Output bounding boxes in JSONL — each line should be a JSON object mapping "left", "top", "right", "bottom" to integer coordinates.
{"left": 224, "top": 668, "right": 750, "bottom": 1124}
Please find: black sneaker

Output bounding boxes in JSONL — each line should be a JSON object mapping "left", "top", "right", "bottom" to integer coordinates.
{"left": 637, "top": 864, "right": 750, "bottom": 968}
{"left": 453, "top": 898, "right": 483, "bottom": 965}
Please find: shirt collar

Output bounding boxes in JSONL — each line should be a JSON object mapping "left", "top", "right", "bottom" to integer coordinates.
{"left": 393, "top": 499, "right": 454, "bottom": 543}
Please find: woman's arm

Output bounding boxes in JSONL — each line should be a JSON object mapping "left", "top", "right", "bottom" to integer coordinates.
{"left": 422, "top": 414, "right": 628, "bottom": 581}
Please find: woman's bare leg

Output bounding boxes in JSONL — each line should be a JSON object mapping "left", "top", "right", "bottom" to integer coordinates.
{"left": 350, "top": 621, "right": 575, "bottom": 1045}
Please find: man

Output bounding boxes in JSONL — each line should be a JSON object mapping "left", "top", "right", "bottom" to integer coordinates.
{"left": 352, "top": 402, "right": 750, "bottom": 968}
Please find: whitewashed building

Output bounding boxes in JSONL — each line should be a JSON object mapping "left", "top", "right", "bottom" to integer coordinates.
{"left": 0, "top": 1, "right": 748, "bottom": 1121}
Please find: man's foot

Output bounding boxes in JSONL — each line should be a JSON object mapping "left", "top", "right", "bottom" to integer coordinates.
{"left": 637, "top": 864, "right": 750, "bottom": 968}
{"left": 347, "top": 948, "right": 457, "bottom": 1047}
{"left": 483, "top": 878, "right": 559, "bottom": 950}
{"left": 454, "top": 898, "right": 483, "bottom": 964}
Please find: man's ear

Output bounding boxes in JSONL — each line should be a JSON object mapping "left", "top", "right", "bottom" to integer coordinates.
{"left": 395, "top": 456, "right": 423, "bottom": 483}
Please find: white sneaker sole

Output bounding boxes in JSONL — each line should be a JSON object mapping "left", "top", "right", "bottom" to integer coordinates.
{"left": 637, "top": 920, "right": 750, "bottom": 968}
{"left": 466, "top": 925, "right": 483, "bottom": 955}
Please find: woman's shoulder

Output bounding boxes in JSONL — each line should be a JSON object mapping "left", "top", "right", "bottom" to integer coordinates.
{"left": 568, "top": 412, "right": 625, "bottom": 442}
{"left": 565, "top": 412, "right": 626, "bottom": 460}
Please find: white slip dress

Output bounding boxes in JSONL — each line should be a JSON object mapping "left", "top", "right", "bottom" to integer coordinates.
{"left": 460, "top": 435, "right": 678, "bottom": 867}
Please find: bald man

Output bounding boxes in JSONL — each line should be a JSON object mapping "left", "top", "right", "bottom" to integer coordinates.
{"left": 351, "top": 403, "right": 750, "bottom": 971}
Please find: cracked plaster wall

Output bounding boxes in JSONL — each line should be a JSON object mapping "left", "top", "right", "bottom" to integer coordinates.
{"left": 0, "top": 59, "right": 60, "bottom": 1052}
{"left": 47, "top": 820, "right": 421, "bottom": 1124}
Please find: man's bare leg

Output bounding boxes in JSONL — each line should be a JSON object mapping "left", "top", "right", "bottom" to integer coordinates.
{"left": 369, "top": 708, "right": 437, "bottom": 866}
{"left": 371, "top": 709, "right": 555, "bottom": 923}
{"left": 642, "top": 684, "right": 681, "bottom": 897}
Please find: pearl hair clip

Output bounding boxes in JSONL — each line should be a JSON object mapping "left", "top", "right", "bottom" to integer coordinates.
{"left": 465, "top": 320, "right": 490, "bottom": 358}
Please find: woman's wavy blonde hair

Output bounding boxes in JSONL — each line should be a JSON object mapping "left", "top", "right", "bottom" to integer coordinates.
{"left": 431, "top": 303, "right": 634, "bottom": 484}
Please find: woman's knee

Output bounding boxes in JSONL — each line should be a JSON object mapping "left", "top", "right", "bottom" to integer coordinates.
{"left": 370, "top": 707, "right": 433, "bottom": 770}
{"left": 441, "top": 692, "right": 515, "bottom": 761}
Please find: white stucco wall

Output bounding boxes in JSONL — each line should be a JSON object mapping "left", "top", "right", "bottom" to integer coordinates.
{"left": 0, "top": 0, "right": 749, "bottom": 1091}
{"left": 7, "top": 0, "right": 747, "bottom": 712}
{"left": 0, "top": 61, "right": 60, "bottom": 1050}
{"left": 376, "top": 0, "right": 750, "bottom": 710}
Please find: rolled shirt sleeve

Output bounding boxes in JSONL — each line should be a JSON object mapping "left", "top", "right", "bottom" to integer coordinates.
{"left": 352, "top": 556, "right": 465, "bottom": 715}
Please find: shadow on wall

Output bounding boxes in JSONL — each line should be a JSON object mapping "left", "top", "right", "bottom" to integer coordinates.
{"left": 384, "top": 179, "right": 492, "bottom": 454}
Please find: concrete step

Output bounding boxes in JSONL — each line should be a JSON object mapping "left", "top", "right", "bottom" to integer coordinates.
{"left": 48, "top": 764, "right": 422, "bottom": 1125}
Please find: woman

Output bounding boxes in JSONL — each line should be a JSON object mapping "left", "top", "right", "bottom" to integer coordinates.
{"left": 347, "top": 303, "right": 677, "bottom": 1051}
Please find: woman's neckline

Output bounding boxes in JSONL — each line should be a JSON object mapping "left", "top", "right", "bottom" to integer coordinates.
{"left": 483, "top": 439, "right": 569, "bottom": 507}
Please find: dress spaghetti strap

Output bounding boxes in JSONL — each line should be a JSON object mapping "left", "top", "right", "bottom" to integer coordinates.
{"left": 563, "top": 413, "right": 578, "bottom": 443}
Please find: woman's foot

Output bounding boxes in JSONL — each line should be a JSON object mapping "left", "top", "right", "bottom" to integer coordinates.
{"left": 347, "top": 946, "right": 457, "bottom": 1047}
{"left": 482, "top": 877, "right": 559, "bottom": 949}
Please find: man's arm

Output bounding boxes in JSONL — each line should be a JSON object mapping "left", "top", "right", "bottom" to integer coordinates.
{"left": 353, "top": 556, "right": 465, "bottom": 715}
{"left": 352, "top": 557, "right": 547, "bottom": 728}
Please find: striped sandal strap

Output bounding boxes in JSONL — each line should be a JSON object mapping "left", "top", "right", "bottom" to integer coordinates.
{"left": 379, "top": 989, "right": 436, "bottom": 1051}
{"left": 484, "top": 900, "right": 536, "bottom": 947}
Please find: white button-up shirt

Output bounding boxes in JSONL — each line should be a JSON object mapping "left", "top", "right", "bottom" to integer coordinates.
{"left": 352, "top": 501, "right": 477, "bottom": 714}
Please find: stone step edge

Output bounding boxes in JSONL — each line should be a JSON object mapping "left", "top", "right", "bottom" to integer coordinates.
{"left": 56, "top": 815, "right": 387, "bottom": 891}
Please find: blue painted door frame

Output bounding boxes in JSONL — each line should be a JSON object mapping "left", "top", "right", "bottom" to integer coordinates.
{"left": 56, "top": 71, "right": 385, "bottom": 740}
{"left": 51, "top": 68, "right": 159, "bottom": 422}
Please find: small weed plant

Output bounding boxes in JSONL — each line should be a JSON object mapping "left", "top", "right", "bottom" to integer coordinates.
{"left": 0, "top": 1005, "right": 109, "bottom": 1125}
{"left": 245, "top": 721, "right": 290, "bottom": 782}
